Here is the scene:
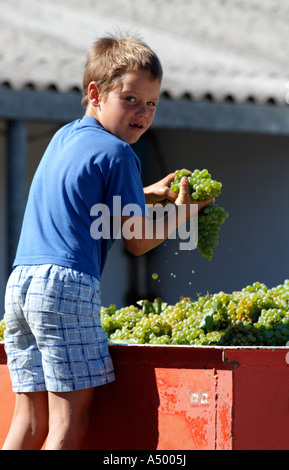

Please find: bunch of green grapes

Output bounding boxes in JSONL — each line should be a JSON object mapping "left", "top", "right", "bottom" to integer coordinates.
{"left": 100, "top": 279, "right": 289, "bottom": 347}
{"left": 100, "top": 304, "right": 144, "bottom": 337}
{"left": 0, "top": 319, "right": 5, "bottom": 342}
{"left": 170, "top": 169, "right": 222, "bottom": 200}
{"left": 197, "top": 203, "right": 229, "bottom": 260}
{"left": 169, "top": 169, "right": 229, "bottom": 260}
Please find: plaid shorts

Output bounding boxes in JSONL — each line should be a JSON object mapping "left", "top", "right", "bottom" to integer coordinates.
{"left": 4, "top": 264, "right": 115, "bottom": 392}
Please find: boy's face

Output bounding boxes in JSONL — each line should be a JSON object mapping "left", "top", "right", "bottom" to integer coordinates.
{"left": 87, "top": 71, "right": 161, "bottom": 144}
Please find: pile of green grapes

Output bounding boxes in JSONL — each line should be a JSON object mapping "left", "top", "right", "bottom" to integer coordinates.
{"left": 1, "top": 281, "right": 289, "bottom": 347}
{"left": 100, "top": 280, "right": 289, "bottom": 347}
{"left": 169, "top": 169, "right": 229, "bottom": 260}
{"left": 0, "top": 319, "right": 5, "bottom": 342}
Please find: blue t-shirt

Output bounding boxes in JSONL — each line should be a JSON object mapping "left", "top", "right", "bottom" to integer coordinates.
{"left": 13, "top": 116, "right": 147, "bottom": 279}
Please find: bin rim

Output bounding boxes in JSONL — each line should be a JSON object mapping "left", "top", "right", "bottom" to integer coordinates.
{"left": 1, "top": 340, "right": 288, "bottom": 350}
{"left": 108, "top": 342, "right": 289, "bottom": 350}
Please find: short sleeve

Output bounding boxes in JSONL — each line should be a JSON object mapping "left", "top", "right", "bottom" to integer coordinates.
{"left": 102, "top": 145, "right": 147, "bottom": 217}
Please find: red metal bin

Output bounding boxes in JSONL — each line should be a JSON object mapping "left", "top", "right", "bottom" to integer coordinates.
{"left": 1, "top": 343, "right": 289, "bottom": 450}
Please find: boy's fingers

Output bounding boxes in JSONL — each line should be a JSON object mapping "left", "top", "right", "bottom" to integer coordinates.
{"left": 197, "top": 198, "right": 215, "bottom": 211}
{"left": 163, "top": 172, "right": 178, "bottom": 185}
{"left": 173, "top": 176, "right": 215, "bottom": 210}
{"left": 176, "top": 177, "right": 189, "bottom": 204}
{"left": 165, "top": 189, "right": 178, "bottom": 203}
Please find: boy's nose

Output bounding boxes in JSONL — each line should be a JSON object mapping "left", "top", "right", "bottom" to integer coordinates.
{"left": 136, "top": 104, "right": 149, "bottom": 116}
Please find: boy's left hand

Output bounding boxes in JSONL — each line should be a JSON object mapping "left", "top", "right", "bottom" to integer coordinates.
{"left": 143, "top": 172, "right": 178, "bottom": 205}
{"left": 143, "top": 170, "right": 214, "bottom": 213}
{"left": 176, "top": 175, "right": 214, "bottom": 214}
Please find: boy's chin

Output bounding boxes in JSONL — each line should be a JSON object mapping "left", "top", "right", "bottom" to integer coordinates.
{"left": 126, "top": 136, "right": 141, "bottom": 145}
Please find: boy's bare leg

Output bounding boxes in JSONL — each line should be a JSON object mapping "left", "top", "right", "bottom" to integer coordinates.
{"left": 45, "top": 388, "right": 95, "bottom": 450}
{"left": 2, "top": 391, "right": 49, "bottom": 450}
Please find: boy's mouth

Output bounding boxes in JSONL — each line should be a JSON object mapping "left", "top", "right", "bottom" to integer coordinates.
{"left": 129, "top": 123, "right": 144, "bottom": 129}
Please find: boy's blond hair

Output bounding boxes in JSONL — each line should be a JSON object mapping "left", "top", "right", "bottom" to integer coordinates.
{"left": 81, "top": 34, "right": 163, "bottom": 108}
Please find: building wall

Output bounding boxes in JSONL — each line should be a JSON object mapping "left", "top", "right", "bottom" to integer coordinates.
{"left": 0, "top": 121, "right": 7, "bottom": 316}
{"left": 1, "top": 121, "right": 289, "bottom": 316}
{"left": 144, "top": 128, "right": 289, "bottom": 304}
{"left": 0, "top": 122, "right": 130, "bottom": 315}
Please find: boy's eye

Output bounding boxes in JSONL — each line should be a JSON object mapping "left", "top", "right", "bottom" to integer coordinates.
{"left": 126, "top": 96, "right": 136, "bottom": 102}
{"left": 125, "top": 96, "right": 157, "bottom": 107}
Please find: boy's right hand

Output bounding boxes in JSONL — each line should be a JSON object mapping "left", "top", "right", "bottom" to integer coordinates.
{"left": 175, "top": 176, "right": 214, "bottom": 218}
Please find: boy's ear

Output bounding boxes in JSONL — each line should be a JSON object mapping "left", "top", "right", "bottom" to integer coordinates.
{"left": 88, "top": 82, "right": 101, "bottom": 107}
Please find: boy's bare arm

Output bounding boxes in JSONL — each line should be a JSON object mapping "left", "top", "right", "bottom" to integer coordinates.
{"left": 122, "top": 177, "right": 213, "bottom": 256}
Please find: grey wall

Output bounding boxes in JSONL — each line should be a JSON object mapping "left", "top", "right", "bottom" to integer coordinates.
{"left": 144, "top": 129, "right": 289, "bottom": 304}
{"left": 0, "top": 121, "right": 7, "bottom": 316}
{"left": 1, "top": 122, "right": 289, "bottom": 314}
{"left": 0, "top": 122, "right": 133, "bottom": 313}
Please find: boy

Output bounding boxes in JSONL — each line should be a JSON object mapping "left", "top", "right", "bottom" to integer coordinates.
{"left": 3, "top": 35, "right": 212, "bottom": 450}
